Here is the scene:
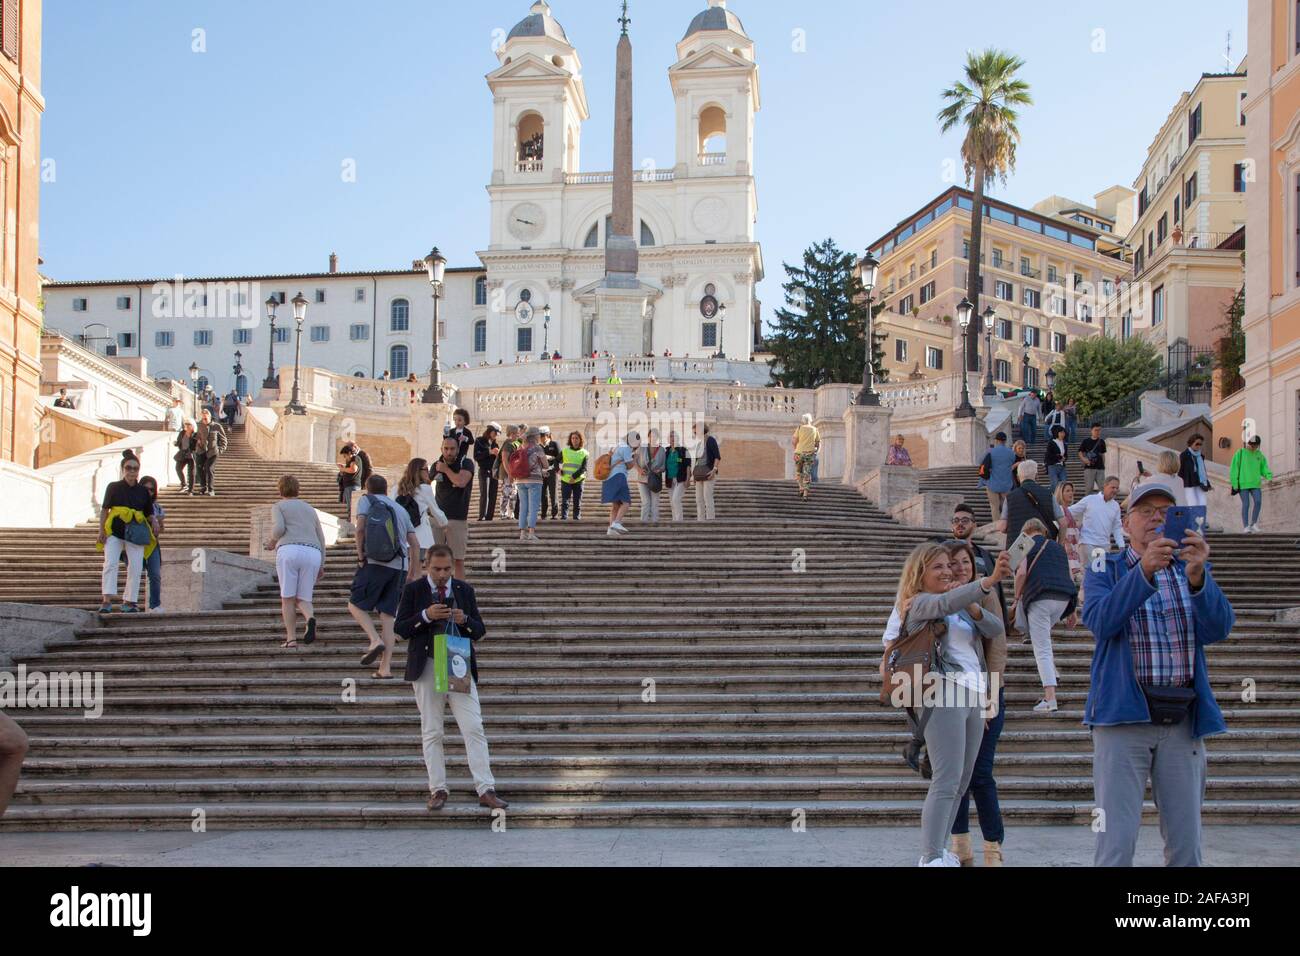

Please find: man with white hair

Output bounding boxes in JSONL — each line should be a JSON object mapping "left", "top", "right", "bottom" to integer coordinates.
{"left": 792, "top": 413, "right": 820, "bottom": 499}
{"left": 997, "top": 459, "right": 1061, "bottom": 544}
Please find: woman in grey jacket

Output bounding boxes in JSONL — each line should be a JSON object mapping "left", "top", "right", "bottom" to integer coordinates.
{"left": 885, "top": 541, "right": 1010, "bottom": 866}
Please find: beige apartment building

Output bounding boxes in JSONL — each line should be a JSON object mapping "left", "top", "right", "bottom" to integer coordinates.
{"left": 864, "top": 186, "right": 1131, "bottom": 391}
{"left": 1121, "top": 69, "right": 1248, "bottom": 361}
{"left": 0, "top": 0, "right": 42, "bottom": 467}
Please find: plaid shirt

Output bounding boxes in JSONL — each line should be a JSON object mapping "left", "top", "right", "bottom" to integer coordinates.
{"left": 1122, "top": 547, "right": 1196, "bottom": 686}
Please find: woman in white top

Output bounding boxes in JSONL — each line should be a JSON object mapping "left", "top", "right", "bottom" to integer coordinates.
{"left": 265, "top": 475, "right": 327, "bottom": 649}
{"left": 884, "top": 541, "right": 1010, "bottom": 866}
{"left": 397, "top": 458, "right": 448, "bottom": 557}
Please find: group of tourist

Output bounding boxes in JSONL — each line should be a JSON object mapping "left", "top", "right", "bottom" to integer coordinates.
{"left": 885, "top": 474, "right": 1235, "bottom": 867}
{"left": 96, "top": 450, "right": 165, "bottom": 613}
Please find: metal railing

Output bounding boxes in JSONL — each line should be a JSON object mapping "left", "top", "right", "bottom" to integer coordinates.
{"left": 698, "top": 152, "right": 727, "bottom": 166}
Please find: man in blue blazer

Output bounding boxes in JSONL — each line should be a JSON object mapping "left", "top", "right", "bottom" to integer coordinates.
{"left": 1082, "top": 481, "right": 1235, "bottom": 867}
{"left": 394, "top": 545, "right": 508, "bottom": 812}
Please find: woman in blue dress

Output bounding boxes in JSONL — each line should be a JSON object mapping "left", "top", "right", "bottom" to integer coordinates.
{"left": 602, "top": 432, "right": 638, "bottom": 537}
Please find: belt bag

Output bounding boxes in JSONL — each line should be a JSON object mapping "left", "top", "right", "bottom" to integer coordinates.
{"left": 1141, "top": 683, "right": 1195, "bottom": 725}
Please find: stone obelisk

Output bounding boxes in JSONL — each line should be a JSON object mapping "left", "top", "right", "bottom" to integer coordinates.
{"left": 594, "top": 1, "right": 651, "bottom": 356}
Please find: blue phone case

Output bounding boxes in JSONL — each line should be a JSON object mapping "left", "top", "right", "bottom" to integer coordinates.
{"left": 1159, "top": 506, "right": 1205, "bottom": 547}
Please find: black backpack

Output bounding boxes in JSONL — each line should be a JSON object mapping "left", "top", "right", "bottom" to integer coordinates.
{"left": 395, "top": 493, "right": 422, "bottom": 528}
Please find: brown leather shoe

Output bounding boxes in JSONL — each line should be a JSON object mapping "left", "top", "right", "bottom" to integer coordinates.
{"left": 478, "top": 789, "right": 508, "bottom": 810}
{"left": 427, "top": 790, "right": 448, "bottom": 811}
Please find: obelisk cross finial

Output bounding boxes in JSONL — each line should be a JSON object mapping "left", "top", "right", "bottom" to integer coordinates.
{"left": 619, "top": 0, "right": 630, "bottom": 36}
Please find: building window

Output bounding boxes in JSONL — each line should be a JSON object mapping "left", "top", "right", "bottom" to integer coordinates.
{"left": 702, "top": 322, "right": 718, "bottom": 348}
{"left": 271, "top": 292, "right": 286, "bottom": 305}
{"left": 1023, "top": 288, "right": 1041, "bottom": 309}
{"left": 925, "top": 346, "right": 943, "bottom": 370}
{"left": 995, "top": 358, "right": 1011, "bottom": 382}
{"left": 1157, "top": 213, "right": 1168, "bottom": 243}
{"left": 1, "top": 0, "right": 20, "bottom": 62}
{"left": 310, "top": 325, "right": 330, "bottom": 343}
{"left": 1047, "top": 265, "right": 1059, "bottom": 283}
{"left": 315, "top": 289, "right": 326, "bottom": 304}
{"left": 1174, "top": 195, "right": 1181, "bottom": 224}
{"left": 994, "top": 280, "right": 1013, "bottom": 301}
{"left": 583, "top": 224, "right": 599, "bottom": 248}
{"left": 1153, "top": 286, "right": 1165, "bottom": 327}
{"left": 350, "top": 324, "right": 370, "bottom": 342}
{"left": 1147, "top": 232, "right": 1154, "bottom": 256}
{"left": 1240, "top": 91, "right": 1247, "bottom": 126}
{"left": 388, "top": 345, "right": 409, "bottom": 378}
{"left": 1026, "top": 365, "right": 1040, "bottom": 389}
{"left": 1049, "top": 295, "right": 1067, "bottom": 316}
{"left": 929, "top": 249, "right": 937, "bottom": 269}
{"left": 895, "top": 339, "right": 908, "bottom": 362}
{"left": 116, "top": 296, "right": 132, "bottom": 310}
{"left": 1122, "top": 311, "right": 1133, "bottom": 340}
{"left": 155, "top": 331, "right": 174, "bottom": 348}
{"left": 1185, "top": 176, "right": 1197, "bottom": 207}
{"left": 1052, "top": 331, "right": 1067, "bottom": 353}
{"left": 919, "top": 281, "right": 936, "bottom": 305}
{"left": 234, "top": 329, "right": 252, "bottom": 345}
{"left": 1024, "top": 326, "right": 1041, "bottom": 348}
{"left": 1234, "top": 163, "right": 1248, "bottom": 193}
{"left": 961, "top": 239, "right": 970, "bottom": 259}
{"left": 194, "top": 330, "right": 212, "bottom": 347}
{"left": 992, "top": 249, "right": 1004, "bottom": 269}
{"left": 117, "top": 332, "right": 135, "bottom": 349}
{"left": 390, "top": 299, "right": 410, "bottom": 332}
{"left": 474, "top": 277, "right": 488, "bottom": 306}
{"left": 997, "top": 318, "right": 1013, "bottom": 340}
{"left": 1134, "top": 246, "right": 1145, "bottom": 273}
{"left": 73, "top": 298, "right": 88, "bottom": 312}
{"left": 1020, "top": 256, "right": 1031, "bottom": 276}
{"left": 1138, "top": 187, "right": 1149, "bottom": 216}
{"left": 1078, "top": 303, "right": 1093, "bottom": 324}
{"left": 474, "top": 319, "right": 487, "bottom": 353}
{"left": 897, "top": 294, "right": 914, "bottom": 314}
{"left": 516, "top": 327, "right": 533, "bottom": 353}
{"left": 640, "top": 221, "right": 656, "bottom": 247}
{"left": 1188, "top": 103, "right": 1202, "bottom": 143}
{"left": 274, "top": 327, "right": 290, "bottom": 344}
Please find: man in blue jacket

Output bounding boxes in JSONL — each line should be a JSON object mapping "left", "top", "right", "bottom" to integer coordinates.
{"left": 1082, "top": 481, "right": 1235, "bottom": 867}
{"left": 980, "top": 432, "right": 1017, "bottom": 528}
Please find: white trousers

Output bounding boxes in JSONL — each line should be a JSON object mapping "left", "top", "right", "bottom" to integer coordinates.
{"left": 694, "top": 479, "right": 716, "bottom": 521}
{"left": 1183, "top": 485, "right": 1207, "bottom": 509}
{"left": 1017, "top": 597, "right": 1069, "bottom": 688}
{"left": 638, "top": 482, "right": 661, "bottom": 522}
{"left": 101, "top": 536, "right": 144, "bottom": 603}
{"left": 670, "top": 482, "right": 686, "bottom": 522}
{"left": 412, "top": 664, "right": 496, "bottom": 796}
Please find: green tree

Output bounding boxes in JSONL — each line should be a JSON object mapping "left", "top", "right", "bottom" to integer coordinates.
{"left": 1215, "top": 287, "right": 1246, "bottom": 398}
{"left": 1053, "top": 336, "right": 1162, "bottom": 418}
{"left": 937, "top": 49, "right": 1033, "bottom": 369}
{"left": 767, "top": 238, "right": 888, "bottom": 389}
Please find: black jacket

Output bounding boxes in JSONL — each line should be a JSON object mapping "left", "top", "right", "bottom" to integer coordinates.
{"left": 541, "top": 440, "right": 562, "bottom": 476}
{"left": 1005, "top": 479, "right": 1058, "bottom": 543}
{"left": 1178, "top": 449, "right": 1211, "bottom": 491}
{"left": 1022, "top": 536, "right": 1078, "bottom": 618}
{"left": 473, "top": 436, "right": 498, "bottom": 477}
{"left": 175, "top": 429, "right": 200, "bottom": 457}
{"left": 394, "top": 577, "right": 486, "bottom": 684}
{"left": 663, "top": 446, "right": 691, "bottom": 486}
{"left": 1043, "top": 438, "right": 1067, "bottom": 468}
{"left": 195, "top": 421, "right": 228, "bottom": 458}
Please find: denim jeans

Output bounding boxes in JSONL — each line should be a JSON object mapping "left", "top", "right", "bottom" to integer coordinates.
{"left": 811, "top": 455, "right": 820, "bottom": 484}
{"left": 561, "top": 481, "right": 583, "bottom": 519}
{"left": 1021, "top": 414, "right": 1037, "bottom": 444}
{"left": 1048, "top": 463, "right": 1067, "bottom": 492}
{"left": 516, "top": 482, "right": 541, "bottom": 530}
{"left": 951, "top": 686, "right": 1006, "bottom": 844}
{"left": 144, "top": 546, "right": 162, "bottom": 610}
{"left": 1239, "top": 487, "right": 1262, "bottom": 528}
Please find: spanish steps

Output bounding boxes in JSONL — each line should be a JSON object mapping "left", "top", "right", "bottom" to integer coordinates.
{"left": 1, "top": 425, "right": 1299, "bottom": 829}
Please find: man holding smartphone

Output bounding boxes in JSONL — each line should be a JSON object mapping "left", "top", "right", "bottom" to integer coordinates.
{"left": 1081, "top": 481, "right": 1235, "bottom": 867}
{"left": 394, "top": 545, "right": 507, "bottom": 812}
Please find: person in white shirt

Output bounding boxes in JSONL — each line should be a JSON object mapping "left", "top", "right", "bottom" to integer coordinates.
{"left": 1067, "top": 476, "right": 1126, "bottom": 572}
{"left": 165, "top": 398, "right": 184, "bottom": 433}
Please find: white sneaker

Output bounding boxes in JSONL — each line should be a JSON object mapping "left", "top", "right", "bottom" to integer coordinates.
{"left": 611, "top": 522, "right": 629, "bottom": 533}
{"left": 606, "top": 528, "right": 620, "bottom": 537}
{"left": 1033, "top": 699, "right": 1059, "bottom": 713}
{"left": 942, "top": 849, "right": 962, "bottom": 866}
{"left": 919, "top": 854, "right": 959, "bottom": 867}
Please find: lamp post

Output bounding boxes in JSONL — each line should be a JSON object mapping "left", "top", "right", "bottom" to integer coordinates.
{"left": 954, "top": 297, "right": 975, "bottom": 418}
{"left": 716, "top": 303, "right": 727, "bottom": 360}
{"left": 233, "top": 350, "right": 243, "bottom": 396}
{"left": 263, "top": 295, "right": 280, "bottom": 390}
{"left": 286, "top": 292, "right": 308, "bottom": 415}
{"left": 982, "top": 306, "right": 997, "bottom": 397}
{"left": 188, "top": 362, "right": 199, "bottom": 419}
{"left": 422, "top": 246, "right": 448, "bottom": 404}
{"left": 857, "top": 251, "right": 880, "bottom": 406}
{"left": 543, "top": 304, "right": 552, "bottom": 355}
{"left": 1022, "top": 347, "right": 1032, "bottom": 390}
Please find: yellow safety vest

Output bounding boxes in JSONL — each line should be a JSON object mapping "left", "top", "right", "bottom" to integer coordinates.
{"left": 560, "top": 447, "right": 589, "bottom": 484}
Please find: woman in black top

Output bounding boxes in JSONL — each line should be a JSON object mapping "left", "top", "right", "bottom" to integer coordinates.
{"left": 473, "top": 424, "right": 501, "bottom": 521}
{"left": 97, "top": 457, "right": 158, "bottom": 613}
{"left": 175, "top": 420, "right": 199, "bottom": 494}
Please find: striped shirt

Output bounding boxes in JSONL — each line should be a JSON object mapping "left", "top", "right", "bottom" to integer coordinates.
{"left": 1123, "top": 547, "right": 1196, "bottom": 686}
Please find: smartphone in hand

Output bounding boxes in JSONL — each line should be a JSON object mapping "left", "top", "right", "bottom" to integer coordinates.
{"left": 1157, "top": 506, "right": 1205, "bottom": 554}
{"left": 1005, "top": 532, "right": 1037, "bottom": 573}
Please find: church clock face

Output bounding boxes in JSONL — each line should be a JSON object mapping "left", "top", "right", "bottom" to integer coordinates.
{"left": 507, "top": 203, "right": 546, "bottom": 241}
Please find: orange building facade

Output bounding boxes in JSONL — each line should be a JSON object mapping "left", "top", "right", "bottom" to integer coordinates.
{"left": 0, "top": 0, "right": 43, "bottom": 467}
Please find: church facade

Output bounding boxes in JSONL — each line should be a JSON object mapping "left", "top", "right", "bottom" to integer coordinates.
{"left": 40, "top": 1, "right": 765, "bottom": 399}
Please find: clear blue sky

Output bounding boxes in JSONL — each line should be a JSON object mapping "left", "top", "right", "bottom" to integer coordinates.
{"left": 40, "top": 0, "right": 1246, "bottom": 331}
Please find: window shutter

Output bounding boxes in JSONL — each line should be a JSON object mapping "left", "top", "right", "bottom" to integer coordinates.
{"left": 2, "top": 0, "right": 18, "bottom": 62}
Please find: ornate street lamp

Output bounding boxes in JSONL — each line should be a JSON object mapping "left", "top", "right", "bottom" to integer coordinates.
{"left": 233, "top": 350, "right": 244, "bottom": 395}
{"left": 286, "top": 292, "right": 308, "bottom": 415}
{"left": 716, "top": 303, "right": 728, "bottom": 360}
{"left": 543, "top": 303, "right": 552, "bottom": 355}
{"left": 1022, "top": 346, "right": 1032, "bottom": 390}
{"left": 1045, "top": 366, "right": 1057, "bottom": 391}
{"left": 857, "top": 251, "right": 880, "bottom": 406}
{"left": 982, "top": 306, "right": 997, "bottom": 397}
{"left": 263, "top": 295, "right": 280, "bottom": 390}
{"left": 188, "top": 361, "right": 200, "bottom": 419}
{"left": 955, "top": 297, "right": 975, "bottom": 418}
{"left": 422, "top": 246, "right": 448, "bottom": 404}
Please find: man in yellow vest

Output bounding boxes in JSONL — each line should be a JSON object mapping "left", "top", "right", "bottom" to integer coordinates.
{"left": 606, "top": 363, "right": 623, "bottom": 409}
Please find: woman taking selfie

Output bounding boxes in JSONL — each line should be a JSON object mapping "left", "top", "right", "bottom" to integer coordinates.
{"left": 883, "top": 541, "right": 1009, "bottom": 866}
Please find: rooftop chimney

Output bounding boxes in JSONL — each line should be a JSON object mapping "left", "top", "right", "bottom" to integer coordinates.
{"left": 328, "top": 252, "right": 339, "bottom": 274}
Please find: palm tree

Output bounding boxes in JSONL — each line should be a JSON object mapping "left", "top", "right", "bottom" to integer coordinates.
{"left": 938, "top": 49, "right": 1033, "bottom": 371}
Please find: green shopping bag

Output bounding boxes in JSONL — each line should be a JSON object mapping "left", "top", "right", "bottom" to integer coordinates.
{"left": 432, "top": 621, "right": 472, "bottom": 695}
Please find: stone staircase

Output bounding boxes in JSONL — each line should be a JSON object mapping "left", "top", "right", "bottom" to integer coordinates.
{"left": 2, "top": 428, "right": 1299, "bottom": 829}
